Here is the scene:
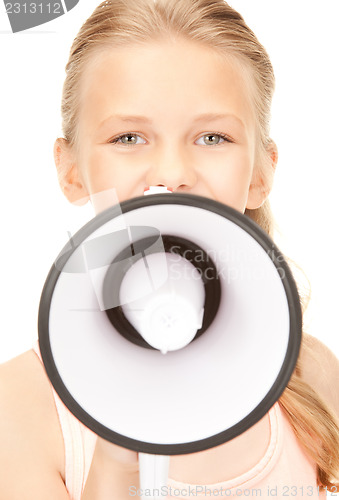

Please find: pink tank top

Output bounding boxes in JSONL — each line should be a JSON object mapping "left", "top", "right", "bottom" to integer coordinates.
{"left": 32, "top": 342, "right": 325, "bottom": 500}
{"left": 167, "top": 403, "right": 325, "bottom": 499}
{"left": 33, "top": 342, "right": 97, "bottom": 500}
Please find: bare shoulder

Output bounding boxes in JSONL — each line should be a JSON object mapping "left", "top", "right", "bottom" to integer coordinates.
{"left": 299, "top": 333, "right": 339, "bottom": 420}
{"left": 0, "top": 349, "right": 66, "bottom": 497}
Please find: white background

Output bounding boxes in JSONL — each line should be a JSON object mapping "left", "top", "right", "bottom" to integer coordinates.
{"left": 0, "top": 1, "right": 338, "bottom": 362}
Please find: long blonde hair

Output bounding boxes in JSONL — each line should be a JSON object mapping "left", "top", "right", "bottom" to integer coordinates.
{"left": 60, "top": 0, "right": 339, "bottom": 488}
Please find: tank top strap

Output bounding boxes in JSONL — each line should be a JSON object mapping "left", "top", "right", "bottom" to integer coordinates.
{"left": 32, "top": 340, "right": 97, "bottom": 500}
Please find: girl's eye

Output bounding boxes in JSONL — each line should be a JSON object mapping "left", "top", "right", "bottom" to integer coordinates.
{"left": 196, "top": 134, "right": 231, "bottom": 146}
{"left": 110, "top": 134, "right": 146, "bottom": 145}
{"left": 109, "top": 133, "right": 231, "bottom": 146}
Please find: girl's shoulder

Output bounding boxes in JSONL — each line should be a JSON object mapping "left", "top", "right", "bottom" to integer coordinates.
{"left": 299, "top": 333, "right": 339, "bottom": 420}
{"left": 0, "top": 349, "right": 66, "bottom": 497}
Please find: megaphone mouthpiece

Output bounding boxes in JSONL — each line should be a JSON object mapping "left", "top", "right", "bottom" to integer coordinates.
{"left": 120, "top": 252, "right": 205, "bottom": 352}
{"left": 144, "top": 186, "right": 173, "bottom": 195}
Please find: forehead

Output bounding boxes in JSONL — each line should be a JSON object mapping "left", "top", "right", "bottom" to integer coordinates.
{"left": 78, "top": 39, "right": 256, "bottom": 135}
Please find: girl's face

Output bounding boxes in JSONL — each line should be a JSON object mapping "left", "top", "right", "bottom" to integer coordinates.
{"left": 56, "top": 40, "right": 276, "bottom": 213}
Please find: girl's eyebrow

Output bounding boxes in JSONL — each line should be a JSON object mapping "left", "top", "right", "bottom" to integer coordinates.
{"left": 98, "top": 113, "right": 245, "bottom": 129}
{"left": 99, "top": 115, "right": 153, "bottom": 128}
{"left": 192, "top": 113, "right": 245, "bottom": 128}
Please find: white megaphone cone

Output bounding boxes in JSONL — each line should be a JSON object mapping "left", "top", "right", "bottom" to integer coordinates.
{"left": 38, "top": 191, "right": 302, "bottom": 500}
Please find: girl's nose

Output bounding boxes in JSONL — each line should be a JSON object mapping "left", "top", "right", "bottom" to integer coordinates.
{"left": 145, "top": 148, "right": 197, "bottom": 192}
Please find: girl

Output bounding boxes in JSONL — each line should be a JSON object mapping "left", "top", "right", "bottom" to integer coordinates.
{"left": 1, "top": 0, "right": 339, "bottom": 498}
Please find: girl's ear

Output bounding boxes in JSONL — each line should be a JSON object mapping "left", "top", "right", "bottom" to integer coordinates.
{"left": 246, "top": 140, "right": 278, "bottom": 210}
{"left": 54, "top": 138, "right": 89, "bottom": 206}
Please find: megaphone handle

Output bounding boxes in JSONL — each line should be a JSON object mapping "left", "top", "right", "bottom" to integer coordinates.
{"left": 138, "top": 453, "right": 170, "bottom": 499}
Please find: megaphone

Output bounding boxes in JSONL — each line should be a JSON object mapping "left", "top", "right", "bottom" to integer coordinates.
{"left": 38, "top": 193, "right": 301, "bottom": 498}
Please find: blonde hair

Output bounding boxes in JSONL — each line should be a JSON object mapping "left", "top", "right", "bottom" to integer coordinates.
{"left": 60, "top": 0, "right": 339, "bottom": 488}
